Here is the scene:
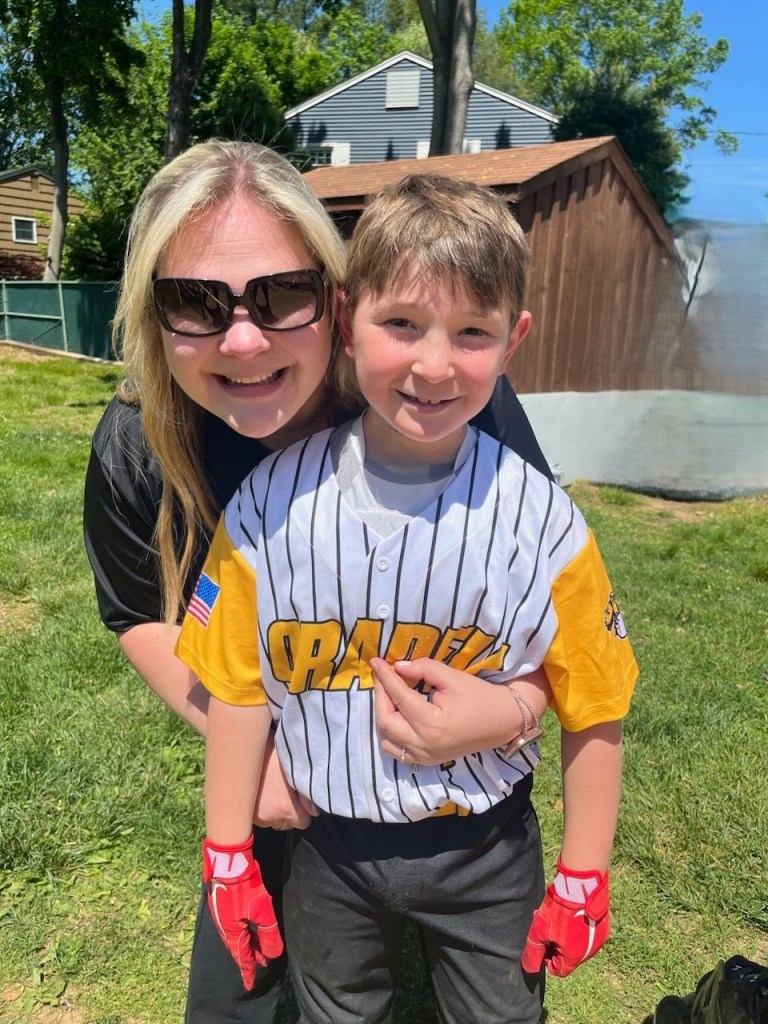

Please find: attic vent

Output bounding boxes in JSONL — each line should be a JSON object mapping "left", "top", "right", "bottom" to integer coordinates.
{"left": 386, "top": 69, "right": 420, "bottom": 109}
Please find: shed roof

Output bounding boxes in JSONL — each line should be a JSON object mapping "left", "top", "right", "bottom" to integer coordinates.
{"left": 303, "top": 136, "right": 675, "bottom": 254}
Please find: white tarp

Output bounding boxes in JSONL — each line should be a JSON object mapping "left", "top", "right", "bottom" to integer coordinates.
{"left": 519, "top": 390, "right": 768, "bottom": 499}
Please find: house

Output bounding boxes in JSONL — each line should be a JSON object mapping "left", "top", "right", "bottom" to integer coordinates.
{"left": 284, "top": 51, "right": 557, "bottom": 168}
{"left": 0, "top": 166, "right": 84, "bottom": 279}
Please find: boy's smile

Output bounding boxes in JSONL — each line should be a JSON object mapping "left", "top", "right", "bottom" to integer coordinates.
{"left": 344, "top": 269, "right": 531, "bottom": 464}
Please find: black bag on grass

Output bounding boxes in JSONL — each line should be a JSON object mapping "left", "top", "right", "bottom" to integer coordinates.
{"left": 642, "top": 956, "right": 768, "bottom": 1024}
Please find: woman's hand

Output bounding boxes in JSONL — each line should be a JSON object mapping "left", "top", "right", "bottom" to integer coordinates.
{"left": 253, "top": 731, "right": 319, "bottom": 830}
{"left": 371, "top": 657, "right": 550, "bottom": 765}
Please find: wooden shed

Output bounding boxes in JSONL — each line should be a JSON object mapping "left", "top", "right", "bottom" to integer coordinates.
{"left": 0, "top": 166, "right": 84, "bottom": 279}
{"left": 303, "top": 137, "right": 696, "bottom": 394}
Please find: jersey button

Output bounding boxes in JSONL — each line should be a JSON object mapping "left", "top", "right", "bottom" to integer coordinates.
{"left": 376, "top": 556, "right": 390, "bottom": 571}
{"left": 375, "top": 603, "right": 390, "bottom": 618}
{"left": 381, "top": 787, "right": 395, "bottom": 802}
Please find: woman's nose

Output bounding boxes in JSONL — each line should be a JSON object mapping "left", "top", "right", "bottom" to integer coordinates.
{"left": 218, "top": 309, "right": 272, "bottom": 356}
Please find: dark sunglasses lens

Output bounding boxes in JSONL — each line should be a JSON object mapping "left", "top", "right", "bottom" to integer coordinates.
{"left": 155, "top": 279, "right": 230, "bottom": 335}
{"left": 248, "top": 272, "right": 322, "bottom": 329}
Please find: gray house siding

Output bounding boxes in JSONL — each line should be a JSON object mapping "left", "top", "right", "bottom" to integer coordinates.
{"left": 466, "top": 91, "right": 554, "bottom": 149}
{"left": 286, "top": 57, "right": 554, "bottom": 165}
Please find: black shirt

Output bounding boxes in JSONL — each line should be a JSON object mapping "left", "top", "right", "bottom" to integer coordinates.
{"left": 83, "top": 377, "right": 551, "bottom": 632}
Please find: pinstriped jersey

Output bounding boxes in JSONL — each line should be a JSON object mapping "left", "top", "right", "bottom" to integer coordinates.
{"left": 177, "top": 424, "right": 637, "bottom": 824}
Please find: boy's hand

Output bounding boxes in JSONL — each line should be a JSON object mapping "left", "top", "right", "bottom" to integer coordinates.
{"left": 522, "top": 859, "right": 610, "bottom": 978}
{"left": 202, "top": 835, "right": 284, "bottom": 990}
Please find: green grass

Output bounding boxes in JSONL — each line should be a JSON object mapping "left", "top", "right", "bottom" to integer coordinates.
{"left": 1, "top": 344, "right": 766, "bottom": 1024}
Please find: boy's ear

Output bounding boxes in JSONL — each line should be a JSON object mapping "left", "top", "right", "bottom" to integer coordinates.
{"left": 501, "top": 310, "right": 532, "bottom": 371}
{"left": 335, "top": 291, "right": 354, "bottom": 356}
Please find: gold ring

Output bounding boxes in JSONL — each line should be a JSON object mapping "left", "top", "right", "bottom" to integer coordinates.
{"left": 279, "top": 821, "right": 290, "bottom": 831}
{"left": 399, "top": 746, "right": 407, "bottom": 763}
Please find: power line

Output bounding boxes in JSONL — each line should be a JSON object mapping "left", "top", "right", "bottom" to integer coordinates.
{"left": 672, "top": 129, "right": 768, "bottom": 136}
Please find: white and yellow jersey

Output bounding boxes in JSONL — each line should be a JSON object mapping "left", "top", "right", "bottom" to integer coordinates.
{"left": 177, "top": 426, "right": 637, "bottom": 823}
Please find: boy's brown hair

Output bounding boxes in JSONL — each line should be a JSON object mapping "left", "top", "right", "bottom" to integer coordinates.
{"left": 343, "top": 173, "right": 530, "bottom": 317}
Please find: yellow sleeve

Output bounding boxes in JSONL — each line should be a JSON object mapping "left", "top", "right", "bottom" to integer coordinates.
{"left": 543, "top": 530, "right": 638, "bottom": 731}
{"left": 175, "top": 517, "right": 266, "bottom": 706}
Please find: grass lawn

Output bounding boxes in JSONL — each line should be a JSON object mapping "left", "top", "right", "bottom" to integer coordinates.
{"left": 0, "top": 344, "right": 766, "bottom": 1024}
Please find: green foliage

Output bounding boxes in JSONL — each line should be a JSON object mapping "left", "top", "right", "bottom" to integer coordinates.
{"left": 0, "top": 35, "right": 52, "bottom": 169}
{"left": 553, "top": 72, "right": 690, "bottom": 215}
{"left": 191, "top": 12, "right": 291, "bottom": 146}
{"left": 1, "top": 0, "right": 143, "bottom": 278}
{"left": 0, "top": 349, "right": 766, "bottom": 1023}
{"left": 494, "top": 0, "right": 733, "bottom": 154}
{"left": 314, "top": 8, "right": 394, "bottom": 84}
{"left": 1, "top": 0, "right": 141, "bottom": 110}
{"left": 64, "top": 19, "right": 168, "bottom": 280}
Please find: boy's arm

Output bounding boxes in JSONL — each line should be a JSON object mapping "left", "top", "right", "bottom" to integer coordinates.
{"left": 206, "top": 696, "right": 272, "bottom": 843}
{"left": 522, "top": 720, "right": 623, "bottom": 979}
{"left": 203, "top": 696, "right": 283, "bottom": 989}
{"left": 560, "top": 720, "right": 623, "bottom": 872}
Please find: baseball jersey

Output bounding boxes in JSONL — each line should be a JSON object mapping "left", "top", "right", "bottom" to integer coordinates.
{"left": 177, "top": 423, "right": 637, "bottom": 824}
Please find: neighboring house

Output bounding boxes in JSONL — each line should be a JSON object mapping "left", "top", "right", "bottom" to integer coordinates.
{"left": 0, "top": 166, "right": 84, "bottom": 279}
{"left": 303, "top": 136, "right": 691, "bottom": 394}
{"left": 284, "top": 51, "right": 558, "bottom": 167}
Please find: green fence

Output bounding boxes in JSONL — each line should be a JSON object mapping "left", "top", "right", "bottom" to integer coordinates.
{"left": 0, "top": 280, "right": 119, "bottom": 360}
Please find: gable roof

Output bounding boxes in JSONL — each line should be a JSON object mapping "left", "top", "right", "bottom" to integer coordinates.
{"left": 0, "top": 166, "right": 54, "bottom": 185}
{"left": 303, "top": 136, "right": 677, "bottom": 256}
{"left": 285, "top": 50, "right": 558, "bottom": 124}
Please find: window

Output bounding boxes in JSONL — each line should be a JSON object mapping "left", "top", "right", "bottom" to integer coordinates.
{"left": 309, "top": 142, "right": 351, "bottom": 167}
{"left": 289, "top": 143, "right": 351, "bottom": 169}
{"left": 307, "top": 146, "right": 333, "bottom": 167}
{"left": 386, "top": 69, "right": 420, "bottom": 109}
{"left": 416, "top": 139, "right": 482, "bottom": 158}
{"left": 12, "top": 217, "right": 37, "bottom": 244}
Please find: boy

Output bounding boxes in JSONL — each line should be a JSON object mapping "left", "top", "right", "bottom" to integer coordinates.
{"left": 176, "top": 173, "right": 638, "bottom": 1024}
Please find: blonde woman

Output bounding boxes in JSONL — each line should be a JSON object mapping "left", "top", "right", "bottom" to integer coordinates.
{"left": 83, "top": 140, "right": 553, "bottom": 1024}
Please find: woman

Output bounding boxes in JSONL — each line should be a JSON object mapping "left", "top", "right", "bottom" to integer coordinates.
{"left": 83, "top": 139, "right": 552, "bottom": 1024}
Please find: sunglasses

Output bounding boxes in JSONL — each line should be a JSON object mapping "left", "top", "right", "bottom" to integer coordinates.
{"left": 152, "top": 269, "right": 327, "bottom": 337}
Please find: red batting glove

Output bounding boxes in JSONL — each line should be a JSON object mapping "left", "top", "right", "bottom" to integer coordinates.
{"left": 521, "top": 858, "right": 610, "bottom": 978}
{"left": 202, "top": 835, "right": 284, "bottom": 990}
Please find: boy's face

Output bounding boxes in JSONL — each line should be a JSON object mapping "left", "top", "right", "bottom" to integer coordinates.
{"left": 342, "top": 269, "right": 531, "bottom": 463}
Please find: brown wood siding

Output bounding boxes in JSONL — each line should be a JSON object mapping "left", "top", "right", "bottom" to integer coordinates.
{"left": 512, "top": 157, "right": 689, "bottom": 393}
{"left": 0, "top": 173, "right": 84, "bottom": 268}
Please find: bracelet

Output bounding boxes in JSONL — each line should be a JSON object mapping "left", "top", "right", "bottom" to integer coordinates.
{"left": 499, "top": 689, "right": 543, "bottom": 758}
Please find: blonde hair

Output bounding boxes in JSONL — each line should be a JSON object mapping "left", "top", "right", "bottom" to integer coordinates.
{"left": 113, "top": 139, "right": 348, "bottom": 623}
{"left": 337, "top": 173, "right": 530, "bottom": 401}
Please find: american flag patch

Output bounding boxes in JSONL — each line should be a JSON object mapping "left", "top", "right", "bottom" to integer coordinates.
{"left": 188, "top": 572, "right": 221, "bottom": 628}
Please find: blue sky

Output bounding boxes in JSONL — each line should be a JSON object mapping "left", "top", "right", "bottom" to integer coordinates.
{"left": 140, "top": 0, "right": 767, "bottom": 224}
{"left": 672, "top": 0, "right": 768, "bottom": 224}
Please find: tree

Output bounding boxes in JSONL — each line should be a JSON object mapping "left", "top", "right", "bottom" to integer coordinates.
{"left": 165, "top": 0, "right": 213, "bottom": 161}
{"left": 495, "top": 0, "right": 734, "bottom": 153}
{"left": 0, "top": 0, "right": 140, "bottom": 280}
{"left": 417, "top": 0, "right": 477, "bottom": 155}
{"left": 553, "top": 72, "right": 689, "bottom": 215}
{"left": 66, "top": 21, "right": 168, "bottom": 280}
{"left": 0, "top": 39, "right": 51, "bottom": 169}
